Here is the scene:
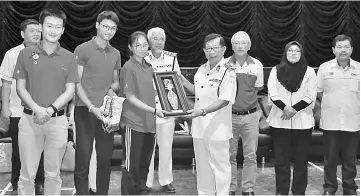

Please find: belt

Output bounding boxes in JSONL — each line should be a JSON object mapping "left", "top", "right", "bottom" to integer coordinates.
{"left": 23, "top": 108, "right": 65, "bottom": 117}
{"left": 232, "top": 107, "right": 257, "bottom": 115}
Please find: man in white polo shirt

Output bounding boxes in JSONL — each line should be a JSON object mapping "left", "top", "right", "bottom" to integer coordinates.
{"left": 144, "top": 27, "right": 181, "bottom": 194}
{"left": 317, "top": 34, "right": 359, "bottom": 195}
{"left": 226, "top": 31, "right": 263, "bottom": 196}
{"left": 0, "top": 19, "right": 44, "bottom": 195}
{"left": 182, "top": 33, "right": 237, "bottom": 196}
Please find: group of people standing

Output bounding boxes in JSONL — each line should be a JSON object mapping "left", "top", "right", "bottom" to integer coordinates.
{"left": 0, "top": 7, "right": 358, "bottom": 196}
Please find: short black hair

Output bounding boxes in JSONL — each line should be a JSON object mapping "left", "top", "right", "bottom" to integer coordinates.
{"left": 203, "top": 33, "right": 225, "bottom": 48}
{"left": 20, "top": 19, "right": 39, "bottom": 31}
{"left": 332, "top": 34, "right": 353, "bottom": 48}
{"left": 97, "top": 11, "right": 119, "bottom": 26}
{"left": 39, "top": 8, "right": 67, "bottom": 27}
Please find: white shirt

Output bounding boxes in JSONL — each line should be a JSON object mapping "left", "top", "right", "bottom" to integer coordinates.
{"left": 266, "top": 66, "right": 317, "bottom": 129}
{"left": 0, "top": 44, "right": 25, "bottom": 117}
{"left": 317, "top": 58, "right": 360, "bottom": 132}
{"left": 144, "top": 50, "right": 181, "bottom": 124}
{"left": 191, "top": 58, "right": 237, "bottom": 141}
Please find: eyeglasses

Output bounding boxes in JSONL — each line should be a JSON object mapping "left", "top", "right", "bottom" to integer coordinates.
{"left": 335, "top": 45, "right": 351, "bottom": 50}
{"left": 134, "top": 43, "right": 149, "bottom": 50}
{"left": 231, "top": 41, "right": 249, "bottom": 46}
{"left": 151, "top": 37, "right": 165, "bottom": 42}
{"left": 100, "top": 23, "right": 117, "bottom": 32}
{"left": 204, "top": 46, "right": 222, "bottom": 52}
{"left": 287, "top": 49, "right": 301, "bottom": 54}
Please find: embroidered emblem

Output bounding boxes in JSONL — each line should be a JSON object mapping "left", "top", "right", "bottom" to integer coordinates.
{"left": 209, "top": 78, "right": 221, "bottom": 83}
{"left": 216, "top": 65, "right": 221, "bottom": 72}
{"left": 351, "top": 73, "right": 359, "bottom": 76}
{"left": 329, "top": 72, "right": 334, "bottom": 76}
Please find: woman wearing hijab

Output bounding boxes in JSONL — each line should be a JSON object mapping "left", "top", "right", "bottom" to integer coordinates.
{"left": 267, "top": 41, "right": 317, "bottom": 195}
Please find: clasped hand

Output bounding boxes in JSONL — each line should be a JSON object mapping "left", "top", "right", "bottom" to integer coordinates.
{"left": 33, "top": 107, "right": 53, "bottom": 125}
{"left": 281, "top": 106, "right": 297, "bottom": 120}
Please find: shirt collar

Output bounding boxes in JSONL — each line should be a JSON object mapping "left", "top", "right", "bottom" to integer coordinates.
{"left": 205, "top": 57, "right": 226, "bottom": 74}
{"left": 130, "top": 56, "right": 151, "bottom": 70}
{"left": 91, "top": 37, "right": 113, "bottom": 52}
{"left": 148, "top": 50, "right": 164, "bottom": 60}
{"left": 35, "top": 41, "right": 61, "bottom": 55}
{"left": 335, "top": 58, "right": 351, "bottom": 68}
{"left": 227, "top": 54, "right": 255, "bottom": 67}
{"left": 23, "top": 41, "right": 38, "bottom": 48}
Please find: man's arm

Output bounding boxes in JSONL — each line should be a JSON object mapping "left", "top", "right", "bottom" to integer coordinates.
{"left": 1, "top": 79, "right": 12, "bottom": 118}
{"left": 109, "top": 69, "right": 120, "bottom": 95}
{"left": 50, "top": 83, "right": 76, "bottom": 113}
{"left": 76, "top": 65, "right": 92, "bottom": 108}
{"left": 75, "top": 65, "right": 104, "bottom": 121}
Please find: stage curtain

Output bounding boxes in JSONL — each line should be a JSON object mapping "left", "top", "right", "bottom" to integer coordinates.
{"left": 0, "top": 1, "right": 359, "bottom": 68}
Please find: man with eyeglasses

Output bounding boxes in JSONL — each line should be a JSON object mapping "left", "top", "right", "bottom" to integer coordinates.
{"left": 0, "top": 18, "right": 45, "bottom": 195}
{"left": 73, "top": 11, "right": 121, "bottom": 195}
{"left": 226, "top": 31, "right": 264, "bottom": 196}
{"left": 317, "top": 34, "right": 359, "bottom": 196}
{"left": 143, "top": 27, "right": 181, "bottom": 194}
{"left": 181, "top": 33, "right": 237, "bottom": 196}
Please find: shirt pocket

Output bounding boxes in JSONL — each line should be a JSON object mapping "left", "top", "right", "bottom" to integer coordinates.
{"left": 208, "top": 79, "right": 221, "bottom": 88}
{"left": 348, "top": 78, "right": 360, "bottom": 92}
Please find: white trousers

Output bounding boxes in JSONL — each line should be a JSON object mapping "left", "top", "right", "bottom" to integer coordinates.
{"left": 18, "top": 114, "right": 68, "bottom": 195}
{"left": 193, "top": 138, "right": 231, "bottom": 196}
{"left": 146, "top": 120, "right": 175, "bottom": 187}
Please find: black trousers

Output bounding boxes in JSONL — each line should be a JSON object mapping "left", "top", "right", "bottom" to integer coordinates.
{"left": 323, "top": 130, "right": 359, "bottom": 194}
{"left": 8, "top": 117, "right": 44, "bottom": 189}
{"left": 121, "top": 127, "right": 155, "bottom": 195}
{"left": 74, "top": 106, "right": 114, "bottom": 195}
{"left": 271, "top": 127, "right": 312, "bottom": 195}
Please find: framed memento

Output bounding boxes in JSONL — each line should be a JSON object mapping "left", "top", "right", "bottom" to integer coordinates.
{"left": 153, "top": 71, "right": 190, "bottom": 116}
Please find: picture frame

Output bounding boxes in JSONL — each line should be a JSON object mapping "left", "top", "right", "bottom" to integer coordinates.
{"left": 153, "top": 71, "right": 190, "bottom": 117}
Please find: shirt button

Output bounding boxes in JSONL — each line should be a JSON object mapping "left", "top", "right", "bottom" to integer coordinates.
{"left": 201, "top": 86, "right": 203, "bottom": 88}
{"left": 207, "top": 74, "right": 209, "bottom": 76}
{"left": 197, "top": 98, "right": 199, "bottom": 101}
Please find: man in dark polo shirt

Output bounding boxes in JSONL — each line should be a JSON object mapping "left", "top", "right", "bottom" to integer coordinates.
{"left": 226, "top": 31, "right": 264, "bottom": 196}
{"left": 0, "top": 19, "right": 45, "bottom": 195}
{"left": 12, "top": 8, "right": 79, "bottom": 195}
{"left": 73, "top": 11, "right": 121, "bottom": 195}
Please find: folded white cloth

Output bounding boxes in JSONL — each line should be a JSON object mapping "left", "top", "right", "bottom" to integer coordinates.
{"left": 100, "top": 95, "right": 125, "bottom": 133}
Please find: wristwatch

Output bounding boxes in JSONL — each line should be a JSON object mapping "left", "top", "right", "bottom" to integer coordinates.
{"left": 201, "top": 109, "right": 207, "bottom": 116}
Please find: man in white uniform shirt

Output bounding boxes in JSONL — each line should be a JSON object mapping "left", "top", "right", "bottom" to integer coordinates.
{"left": 317, "top": 34, "right": 359, "bottom": 196}
{"left": 181, "top": 33, "right": 237, "bottom": 196}
{"left": 144, "top": 27, "right": 181, "bottom": 193}
{"left": 0, "top": 19, "right": 44, "bottom": 195}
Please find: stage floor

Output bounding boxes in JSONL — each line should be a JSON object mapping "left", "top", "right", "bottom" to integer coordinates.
{"left": 0, "top": 160, "right": 359, "bottom": 195}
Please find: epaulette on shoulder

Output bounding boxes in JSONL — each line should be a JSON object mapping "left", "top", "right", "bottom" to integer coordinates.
{"left": 163, "top": 50, "right": 177, "bottom": 57}
{"left": 224, "top": 62, "right": 235, "bottom": 71}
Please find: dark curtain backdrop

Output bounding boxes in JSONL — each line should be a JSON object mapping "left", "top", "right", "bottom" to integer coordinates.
{"left": 0, "top": 1, "right": 359, "bottom": 68}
